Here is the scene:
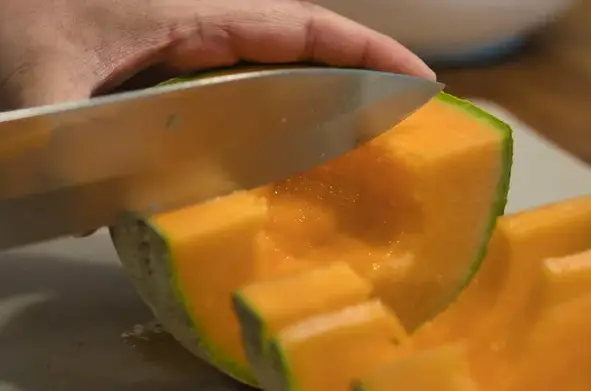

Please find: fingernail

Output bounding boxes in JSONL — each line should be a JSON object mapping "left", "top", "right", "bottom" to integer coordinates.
{"left": 415, "top": 60, "right": 437, "bottom": 81}
{"left": 424, "top": 67, "right": 437, "bottom": 81}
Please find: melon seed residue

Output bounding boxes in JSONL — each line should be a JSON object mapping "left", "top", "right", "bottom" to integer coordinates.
{"left": 121, "top": 320, "right": 165, "bottom": 345}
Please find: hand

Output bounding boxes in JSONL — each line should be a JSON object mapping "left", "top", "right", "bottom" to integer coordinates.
{"left": 0, "top": 0, "right": 435, "bottom": 111}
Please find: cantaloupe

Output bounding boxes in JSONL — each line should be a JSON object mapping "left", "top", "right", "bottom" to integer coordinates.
{"left": 110, "top": 90, "right": 513, "bottom": 385}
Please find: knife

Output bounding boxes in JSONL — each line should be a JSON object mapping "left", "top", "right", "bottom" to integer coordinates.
{"left": 0, "top": 65, "right": 443, "bottom": 249}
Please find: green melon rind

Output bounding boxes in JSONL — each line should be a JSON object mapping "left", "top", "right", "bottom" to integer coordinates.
{"left": 231, "top": 292, "right": 285, "bottom": 391}
{"left": 109, "top": 215, "right": 258, "bottom": 386}
{"left": 418, "top": 92, "right": 512, "bottom": 320}
{"left": 231, "top": 273, "right": 372, "bottom": 391}
{"left": 437, "top": 93, "right": 513, "bottom": 294}
{"left": 349, "top": 381, "right": 367, "bottom": 391}
{"left": 266, "top": 338, "right": 302, "bottom": 391}
{"left": 157, "top": 222, "right": 256, "bottom": 385}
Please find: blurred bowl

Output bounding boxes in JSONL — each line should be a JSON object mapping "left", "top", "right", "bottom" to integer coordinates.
{"left": 313, "top": 0, "right": 577, "bottom": 65}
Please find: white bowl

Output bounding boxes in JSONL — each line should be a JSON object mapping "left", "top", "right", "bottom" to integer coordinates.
{"left": 313, "top": 0, "right": 576, "bottom": 62}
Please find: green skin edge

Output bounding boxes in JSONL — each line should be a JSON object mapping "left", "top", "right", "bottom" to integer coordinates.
{"left": 229, "top": 92, "right": 513, "bottom": 391}
{"left": 431, "top": 92, "right": 513, "bottom": 316}
{"left": 114, "top": 212, "right": 258, "bottom": 386}
{"left": 126, "top": 85, "right": 513, "bottom": 388}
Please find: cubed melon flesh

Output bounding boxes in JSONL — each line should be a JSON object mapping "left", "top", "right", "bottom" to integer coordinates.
{"left": 504, "top": 294, "right": 591, "bottom": 391}
{"left": 412, "top": 196, "right": 591, "bottom": 389}
{"left": 415, "top": 196, "right": 591, "bottom": 346}
{"left": 539, "top": 249, "right": 591, "bottom": 309}
{"left": 110, "top": 92, "right": 512, "bottom": 385}
{"left": 268, "top": 300, "right": 407, "bottom": 391}
{"left": 352, "top": 344, "right": 479, "bottom": 391}
{"left": 232, "top": 262, "right": 374, "bottom": 391}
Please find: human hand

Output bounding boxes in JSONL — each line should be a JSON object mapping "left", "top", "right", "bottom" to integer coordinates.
{"left": 0, "top": 0, "right": 435, "bottom": 111}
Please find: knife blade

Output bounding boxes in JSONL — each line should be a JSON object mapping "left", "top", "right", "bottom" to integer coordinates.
{"left": 0, "top": 66, "right": 443, "bottom": 249}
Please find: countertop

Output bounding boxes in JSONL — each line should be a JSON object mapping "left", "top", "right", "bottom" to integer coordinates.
{"left": 436, "top": 0, "right": 591, "bottom": 165}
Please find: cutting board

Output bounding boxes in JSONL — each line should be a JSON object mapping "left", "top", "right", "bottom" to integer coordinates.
{"left": 0, "top": 102, "right": 589, "bottom": 391}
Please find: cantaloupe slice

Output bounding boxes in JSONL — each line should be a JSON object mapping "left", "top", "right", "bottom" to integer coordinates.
{"left": 112, "top": 192, "right": 269, "bottom": 383}
{"left": 352, "top": 344, "right": 479, "bottom": 391}
{"left": 232, "top": 261, "right": 374, "bottom": 391}
{"left": 110, "top": 92, "right": 512, "bottom": 385}
{"left": 266, "top": 300, "right": 406, "bottom": 391}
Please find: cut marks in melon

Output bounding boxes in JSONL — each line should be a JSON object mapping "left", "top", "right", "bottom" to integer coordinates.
{"left": 111, "top": 92, "right": 512, "bottom": 385}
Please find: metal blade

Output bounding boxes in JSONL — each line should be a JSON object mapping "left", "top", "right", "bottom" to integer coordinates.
{"left": 0, "top": 66, "right": 443, "bottom": 249}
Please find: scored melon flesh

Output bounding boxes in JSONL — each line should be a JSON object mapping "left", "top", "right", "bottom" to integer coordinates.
{"left": 232, "top": 261, "right": 374, "bottom": 391}
{"left": 412, "top": 196, "right": 591, "bottom": 389}
{"left": 352, "top": 344, "right": 479, "bottom": 391}
{"left": 264, "top": 95, "right": 511, "bottom": 330}
{"left": 539, "top": 249, "right": 591, "bottom": 309}
{"left": 415, "top": 196, "right": 591, "bottom": 346}
{"left": 111, "top": 93, "right": 512, "bottom": 384}
{"left": 268, "top": 300, "right": 407, "bottom": 391}
{"left": 505, "top": 294, "right": 591, "bottom": 391}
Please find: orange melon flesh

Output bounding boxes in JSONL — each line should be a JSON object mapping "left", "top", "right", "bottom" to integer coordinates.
{"left": 151, "top": 191, "right": 269, "bottom": 381}
{"left": 415, "top": 196, "right": 591, "bottom": 347}
{"left": 352, "top": 344, "right": 479, "bottom": 391}
{"left": 232, "top": 262, "right": 374, "bottom": 391}
{"left": 539, "top": 249, "right": 591, "bottom": 308}
{"left": 504, "top": 294, "right": 591, "bottom": 391}
{"left": 269, "top": 300, "right": 406, "bottom": 391}
{"left": 267, "top": 96, "right": 508, "bottom": 331}
{"left": 412, "top": 196, "right": 591, "bottom": 389}
{"left": 233, "top": 261, "right": 373, "bottom": 333}
{"left": 110, "top": 93, "right": 512, "bottom": 384}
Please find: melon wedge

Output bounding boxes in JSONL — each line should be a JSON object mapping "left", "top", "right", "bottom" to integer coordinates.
{"left": 111, "top": 91, "right": 512, "bottom": 385}
{"left": 266, "top": 300, "right": 406, "bottom": 391}
{"left": 352, "top": 344, "right": 479, "bottom": 391}
{"left": 232, "top": 262, "right": 374, "bottom": 391}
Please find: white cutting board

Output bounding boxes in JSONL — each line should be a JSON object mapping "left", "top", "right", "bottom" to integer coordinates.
{"left": 0, "top": 101, "right": 589, "bottom": 391}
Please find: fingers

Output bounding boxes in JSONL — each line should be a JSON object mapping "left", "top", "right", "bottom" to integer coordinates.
{"left": 296, "top": 3, "right": 436, "bottom": 80}
{"left": 0, "top": 0, "right": 435, "bottom": 111}
{"left": 160, "top": 0, "right": 435, "bottom": 80}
